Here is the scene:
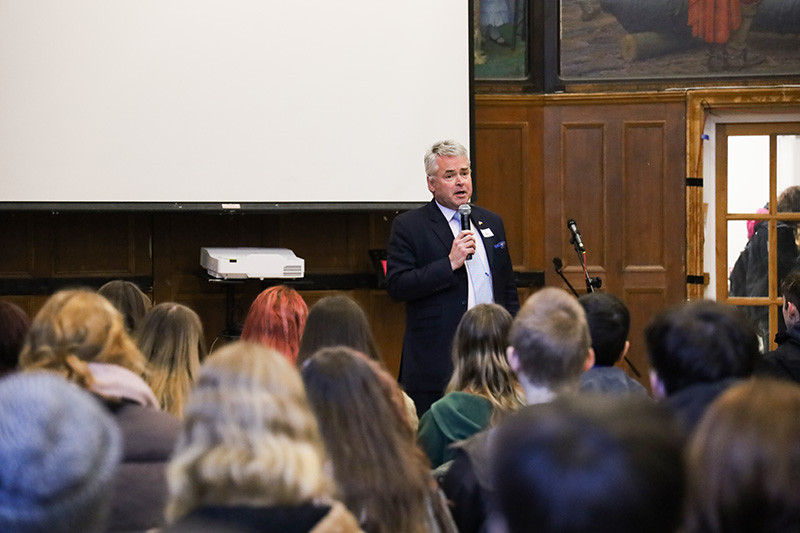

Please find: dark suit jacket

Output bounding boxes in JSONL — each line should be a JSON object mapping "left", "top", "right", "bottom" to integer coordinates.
{"left": 386, "top": 200, "right": 519, "bottom": 392}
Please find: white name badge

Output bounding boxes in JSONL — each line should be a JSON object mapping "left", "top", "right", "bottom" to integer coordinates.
{"left": 480, "top": 227, "right": 495, "bottom": 238}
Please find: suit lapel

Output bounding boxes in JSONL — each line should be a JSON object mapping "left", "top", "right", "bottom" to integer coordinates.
{"left": 427, "top": 200, "right": 455, "bottom": 252}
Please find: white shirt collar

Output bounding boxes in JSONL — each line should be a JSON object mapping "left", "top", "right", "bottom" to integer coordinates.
{"left": 435, "top": 200, "right": 459, "bottom": 223}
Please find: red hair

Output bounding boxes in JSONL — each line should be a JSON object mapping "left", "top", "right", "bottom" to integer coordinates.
{"left": 240, "top": 285, "right": 308, "bottom": 363}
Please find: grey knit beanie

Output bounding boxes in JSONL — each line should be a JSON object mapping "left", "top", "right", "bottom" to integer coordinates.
{"left": 0, "top": 371, "right": 122, "bottom": 533}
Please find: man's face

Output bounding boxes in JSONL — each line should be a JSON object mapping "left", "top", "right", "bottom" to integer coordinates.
{"left": 427, "top": 155, "right": 472, "bottom": 210}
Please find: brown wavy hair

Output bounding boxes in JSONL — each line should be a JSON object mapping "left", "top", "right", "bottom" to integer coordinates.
{"left": 18, "top": 289, "right": 146, "bottom": 389}
{"left": 301, "top": 347, "right": 440, "bottom": 533}
{"left": 135, "top": 302, "right": 207, "bottom": 417}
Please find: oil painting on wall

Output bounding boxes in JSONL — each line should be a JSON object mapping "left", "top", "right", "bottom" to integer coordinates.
{"left": 559, "top": 0, "right": 800, "bottom": 80}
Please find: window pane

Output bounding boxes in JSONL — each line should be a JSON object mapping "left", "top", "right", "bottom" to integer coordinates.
{"left": 474, "top": 0, "right": 528, "bottom": 79}
{"left": 727, "top": 135, "right": 769, "bottom": 213}
{"left": 777, "top": 135, "right": 800, "bottom": 193}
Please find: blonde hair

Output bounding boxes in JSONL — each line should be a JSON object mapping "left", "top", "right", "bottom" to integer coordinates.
{"left": 447, "top": 303, "right": 524, "bottom": 421}
{"left": 19, "top": 289, "right": 146, "bottom": 388}
{"left": 166, "top": 341, "right": 333, "bottom": 521}
{"left": 136, "top": 302, "right": 207, "bottom": 417}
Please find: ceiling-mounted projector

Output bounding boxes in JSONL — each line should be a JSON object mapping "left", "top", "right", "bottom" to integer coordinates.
{"left": 201, "top": 247, "right": 304, "bottom": 280}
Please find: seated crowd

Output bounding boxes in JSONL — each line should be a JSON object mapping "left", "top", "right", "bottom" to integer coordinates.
{"left": 1, "top": 281, "right": 800, "bottom": 532}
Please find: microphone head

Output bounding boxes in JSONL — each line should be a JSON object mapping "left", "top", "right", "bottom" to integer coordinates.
{"left": 553, "top": 257, "right": 563, "bottom": 269}
{"left": 567, "top": 218, "right": 576, "bottom": 229}
{"left": 458, "top": 204, "right": 471, "bottom": 216}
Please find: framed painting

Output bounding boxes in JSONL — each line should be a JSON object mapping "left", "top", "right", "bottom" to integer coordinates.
{"left": 555, "top": 0, "right": 800, "bottom": 87}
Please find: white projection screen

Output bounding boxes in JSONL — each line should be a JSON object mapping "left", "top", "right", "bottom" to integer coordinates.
{"left": 0, "top": 1, "right": 471, "bottom": 209}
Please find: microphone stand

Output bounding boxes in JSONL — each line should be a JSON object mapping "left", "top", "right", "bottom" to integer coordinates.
{"left": 564, "top": 228, "right": 640, "bottom": 378}
{"left": 552, "top": 257, "right": 579, "bottom": 298}
{"left": 571, "top": 234, "right": 602, "bottom": 293}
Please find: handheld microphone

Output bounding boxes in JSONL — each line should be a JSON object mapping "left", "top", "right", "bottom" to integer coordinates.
{"left": 567, "top": 219, "right": 585, "bottom": 252}
{"left": 458, "top": 204, "right": 473, "bottom": 260}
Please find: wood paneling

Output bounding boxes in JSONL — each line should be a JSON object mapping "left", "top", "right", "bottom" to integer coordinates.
{"left": 540, "top": 96, "right": 686, "bottom": 386}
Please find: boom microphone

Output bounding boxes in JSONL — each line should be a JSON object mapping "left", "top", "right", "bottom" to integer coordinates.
{"left": 567, "top": 219, "right": 585, "bottom": 252}
{"left": 458, "top": 204, "right": 473, "bottom": 260}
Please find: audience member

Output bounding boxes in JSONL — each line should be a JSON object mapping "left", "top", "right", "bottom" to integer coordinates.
{"left": 756, "top": 269, "right": 800, "bottom": 382}
{"left": 645, "top": 299, "right": 759, "bottom": 435}
{"left": 18, "top": 289, "right": 180, "bottom": 532}
{"left": 301, "top": 347, "right": 457, "bottom": 533}
{"left": 730, "top": 185, "right": 800, "bottom": 349}
{"left": 297, "top": 293, "right": 419, "bottom": 429}
{"left": 418, "top": 303, "right": 523, "bottom": 468}
{"left": 686, "top": 378, "right": 800, "bottom": 533}
{"left": 135, "top": 302, "right": 207, "bottom": 417}
{"left": 241, "top": 285, "right": 308, "bottom": 363}
{"left": 0, "top": 371, "right": 122, "bottom": 533}
{"left": 488, "top": 394, "right": 684, "bottom": 533}
{"left": 98, "top": 279, "right": 152, "bottom": 333}
{"left": 163, "top": 342, "right": 361, "bottom": 532}
{"left": 0, "top": 300, "right": 30, "bottom": 376}
{"left": 577, "top": 292, "right": 648, "bottom": 396}
{"left": 440, "top": 287, "right": 594, "bottom": 533}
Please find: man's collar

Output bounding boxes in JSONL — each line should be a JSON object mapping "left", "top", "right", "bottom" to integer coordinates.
{"left": 435, "top": 200, "right": 458, "bottom": 222}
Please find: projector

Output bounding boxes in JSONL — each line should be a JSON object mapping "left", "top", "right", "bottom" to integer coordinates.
{"left": 201, "top": 247, "right": 305, "bottom": 280}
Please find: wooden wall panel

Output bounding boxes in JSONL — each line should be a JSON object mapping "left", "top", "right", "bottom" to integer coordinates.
{"left": 623, "top": 122, "right": 668, "bottom": 267}
{"left": 52, "top": 213, "right": 151, "bottom": 277}
{"left": 561, "top": 123, "right": 606, "bottom": 269}
{"left": 543, "top": 95, "right": 686, "bottom": 383}
{"left": 0, "top": 213, "right": 36, "bottom": 276}
{"left": 624, "top": 287, "right": 669, "bottom": 390}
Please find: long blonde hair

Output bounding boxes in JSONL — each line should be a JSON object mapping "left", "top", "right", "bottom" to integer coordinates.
{"left": 166, "top": 341, "right": 333, "bottom": 521}
{"left": 19, "top": 289, "right": 146, "bottom": 388}
{"left": 136, "top": 302, "right": 206, "bottom": 417}
{"left": 447, "top": 303, "right": 523, "bottom": 419}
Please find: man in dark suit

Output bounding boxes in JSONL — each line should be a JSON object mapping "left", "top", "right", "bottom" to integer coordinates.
{"left": 386, "top": 139, "right": 519, "bottom": 416}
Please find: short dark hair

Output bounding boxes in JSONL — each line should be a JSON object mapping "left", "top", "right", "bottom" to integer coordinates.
{"left": 645, "top": 300, "right": 759, "bottom": 396}
{"left": 781, "top": 269, "right": 800, "bottom": 310}
{"left": 490, "top": 395, "right": 685, "bottom": 533}
{"left": 578, "top": 292, "right": 630, "bottom": 367}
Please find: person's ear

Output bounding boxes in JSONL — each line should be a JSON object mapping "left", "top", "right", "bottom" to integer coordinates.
{"left": 620, "top": 340, "right": 630, "bottom": 361}
{"left": 649, "top": 370, "right": 666, "bottom": 400}
{"left": 427, "top": 176, "right": 436, "bottom": 194}
{"left": 506, "top": 346, "right": 520, "bottom": 373}
{"left": 583, "top": 347, "right": 595, "bottom": 371}
{"left": 787, "top": 301, "right": 799, "bottom": 322}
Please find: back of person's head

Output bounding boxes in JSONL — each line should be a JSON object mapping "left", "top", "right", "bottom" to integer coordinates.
{"left": 686, "top": 378, "right": 800, "bottom": 533}
{"left": 0, "top": 300, "right": 30, "bottom": 376}
{"left": 578, "top": 292, "right": 629, "bottom": 367}
{"left": 508, "top": 287, "right": 591, "bottom": 391}
{"left": 0, "top": 371, "right": 121, "bottom": 533}
{"left": 240, "top": 285, "right": 308, "bottom": 363}
{"left": 645, "top": 300, "right": 758, "bottom": 396}
{"left": 490, "top": 394, "right": 684, "bottom": 533}
{"left": 778, "top": 185, "right": 800, "bottom": 214}
{"left": 781, "top": 269, "right": 800, "bottom": 310}
{"left": 97, "top": 280, "right": 152, "bottom": 333}
{"left": 18, "top": 289, "right": 146, "bottom": 388}
{"left": 166, "top": 341, "right": 332, "bottom": 522}
{"left": 296, "top": 294, "right": 381, "bottom": 366}
{"left": 424, "top": 139, "right": 469, "bottom": 176}
{"left": 447, "top": 303, "right": 522, "bottom": 416}
{"left": 301, "top": 346, "right": 432, "bottom": 533}
{"left": 135, "top": 302, "right": 207, "bottom": 417}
